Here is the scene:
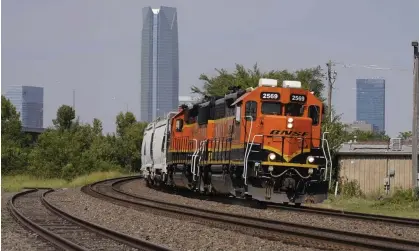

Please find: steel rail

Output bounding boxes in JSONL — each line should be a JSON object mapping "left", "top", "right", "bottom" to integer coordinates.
{"left": 83, "top": 176, "right": 419, "bottom": 251}
{"left": 8, "top": 188, "right": 88, "bottom": 251}
{"left": 41, "top": 189, "right": 173, "bottom": 251}
{"left": 268, "top": 204, "right": 419, "bottom": 227}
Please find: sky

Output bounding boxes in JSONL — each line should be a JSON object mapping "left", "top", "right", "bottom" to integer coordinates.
{"left": 1, "top": 0, "right": 418, "bottom": 136}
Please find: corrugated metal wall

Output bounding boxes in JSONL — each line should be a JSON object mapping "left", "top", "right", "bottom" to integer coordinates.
{"left": 338, "top": 155, "right": 412, "bottom": 195}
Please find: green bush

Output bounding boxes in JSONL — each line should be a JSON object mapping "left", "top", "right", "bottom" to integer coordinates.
{"left": 1, "top": 97, "right": 147, "bottom": 181}
{"left": 340, "top": 179, "right": 364, "bottom": 198}
{"left": 373, "top": 188, "right": 419, "bottom": 208}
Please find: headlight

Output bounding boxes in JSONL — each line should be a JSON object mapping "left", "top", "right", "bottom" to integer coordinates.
{"left": 287, "top": 123, "right": 293, "bottom": 128}
{"left": 268, "top": 153, "right": 276, "bottom": 161}
{"left": 308, "top": 168, "right": 314, "bottom": 174}
{"left": 307, "top": 156, "right": 315, "bottom": 163}
{"left": 268, "top": 166, "right": 274, "bottom": 172}
{"left": 288, "top": 118, "right": 294, "bottom": 123}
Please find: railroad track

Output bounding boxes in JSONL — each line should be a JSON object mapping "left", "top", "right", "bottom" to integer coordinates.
{"left": 268, "top": 203, "right": 419, "bottom": 227}
{"left": 130, "top": 175, "right": 419, "bottom": 228}
{"left": 82, "top": 176, "right": 419, "bottom": 251}
{"left": 8, "top": 188, "right": 172, "bottom": 251}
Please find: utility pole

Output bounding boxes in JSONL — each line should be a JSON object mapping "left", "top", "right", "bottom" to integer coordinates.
{"left": 412, "top": 41, "right": 419, "bottom": 189}
{"left": 326, "top": 60, "right": 337, "bottom": 122}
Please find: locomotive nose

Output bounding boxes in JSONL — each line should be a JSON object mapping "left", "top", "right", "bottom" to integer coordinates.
{"left": 263, "top": 117, "right": 312, "bottom": 162}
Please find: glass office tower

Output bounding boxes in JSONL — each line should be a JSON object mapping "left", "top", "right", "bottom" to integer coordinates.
{"left": 356, "top": 79, "right": 386, "bottom": 132}
{"left": 140, "top": 6, "right": 179, "bottom": 122}
{"left": 4, "top": 85, "right": 44, "bottom": 128}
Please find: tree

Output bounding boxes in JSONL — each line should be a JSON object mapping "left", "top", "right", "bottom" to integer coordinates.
{"left": 53, "top": 105, "right": 75, "bottom": 131}
{"left": 113, "top": 111, "right": 147, "bottom": 172}
{"left": 347, "top": 130, "right": 390, "bottom": 142}
{"left": 2, "top": 95, "right": 23, "bottom": 140}
{"left": 116, "top": 111, "right": 136, "bottom": 137}
{"left": 398, "top": 131, "right": 412, "bottom": 140}
{"left": 92, "top": 118, "right": 103, "bottom": 136}
{"left": 1, "top": 95, "right": 28, "bottom": 174}
{"left": 192, "top": 63, "right": 325, "bottom": 100}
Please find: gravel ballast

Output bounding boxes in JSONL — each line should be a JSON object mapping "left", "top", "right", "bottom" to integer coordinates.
{"left": 121, "top": 179, "right": 419, "bottom": 241}
{"left": 1, "top": 191, "right": 59, "bottom": 251}
{"left": 46, "top": 188, "right": 321, "bottom": 251}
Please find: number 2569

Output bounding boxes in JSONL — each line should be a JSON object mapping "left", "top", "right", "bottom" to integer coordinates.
{"left": 262, "top": 93, "right": 278, "bottom": 99}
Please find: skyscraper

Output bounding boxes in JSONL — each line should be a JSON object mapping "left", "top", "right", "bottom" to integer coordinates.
{"left": 356, "top": 79, "right": 386, "bottom": 132}
{"left": 4, "top": 85, "right": 44, "bottom": 128}
{"left": 140, "top": 6, "right": 179, "bottom": 122}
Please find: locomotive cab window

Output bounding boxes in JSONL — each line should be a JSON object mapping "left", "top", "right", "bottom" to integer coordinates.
{"left": 308, "top": 105, "right": 320, "bottom": 125}
{"left": 176, "top": 119, "right": 184, "bottom": 132}
{"left": 262, "top": 102, "right": 282, "bottom": 115}
{"left": 245, "top": 101, "right": 257, "bottom": 120}
{"left": 285, "top": 103, "right": 304, "bottom": 117}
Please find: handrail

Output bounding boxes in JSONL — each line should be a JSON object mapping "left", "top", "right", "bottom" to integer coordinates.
{"left": 196, "top": 140, "right": 207, "bottom": 181}
{"left": 192, "top": 140, "right": 204, "bottom": 181}
{"left": 321, "top": 132, "right": 332, "bottom": 182}
{"left": 191, "top": 139, "right": 199, "bottom": 180}
{"left": 243, "top": 115, "right": 254, "bottom": 164}
{"left": 325, "top": 139, "right": 333, "bottom": 184}
{"left": 243, "top": 134, "right": 263, "bottom": 186}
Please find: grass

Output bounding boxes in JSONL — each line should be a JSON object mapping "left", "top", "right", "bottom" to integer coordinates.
{"left": 311, "top": 180, "right": 419, "bottom": 219}
{"left": 315, "top": 196, "right": 419, "bottom": 219}
{"left": 1, "top": 171, "right": 132, "bottom": 192}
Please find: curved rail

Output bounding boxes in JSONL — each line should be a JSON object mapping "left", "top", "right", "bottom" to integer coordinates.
{"left": 139, "top": 173, "right": 419, "bottom": 227}
{"left": 269, "top": 204, "right": 419, "bottom": 227}
{"left": 83, "top": 177, "right": 419, "bottom": 251}
{"left": 41, "top": 189, "right": 172, "bottom": 251}
{"left": 9, "top": 186, "right": 172, "bottom": 251}
{"left": 8, "top": 188, "right": 88, "bottom": 251}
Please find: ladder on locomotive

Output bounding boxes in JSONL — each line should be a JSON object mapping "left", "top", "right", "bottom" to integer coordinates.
{"left": 191, "top": 140, "right": 207, "bottom": 182}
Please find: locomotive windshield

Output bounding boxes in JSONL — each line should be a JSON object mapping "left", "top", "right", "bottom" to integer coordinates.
{"left": 261, "top": 102, "right": 282, "bottom": 115}
{"left": 285, "top": 103, "right": 304, "bottom": 117}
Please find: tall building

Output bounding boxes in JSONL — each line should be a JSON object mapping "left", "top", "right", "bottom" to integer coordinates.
{"left": 4, "top": 85, "right": 44, "bottom": 128}
{"left": 356, "top": 79, "right": 385, "bottom": 132}
{"left": 140, "top": 6, "right": 179, "bottom": 122}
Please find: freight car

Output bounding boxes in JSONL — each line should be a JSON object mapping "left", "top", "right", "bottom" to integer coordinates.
{"left": 141, "top": 78, "right": 333, "bottom": 205}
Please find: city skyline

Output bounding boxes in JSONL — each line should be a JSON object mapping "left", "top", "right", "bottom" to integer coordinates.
{"left": 1, "top": 0, "right": 418, "bottom": 136}
{"left": 356, "top": 78, "right": 386, "bottom": 133}
{"left": 4, "top": 85, "right": 44, "bottom": 129}
{"left": 140, "top": 6, "right": 179, "bottom": 122}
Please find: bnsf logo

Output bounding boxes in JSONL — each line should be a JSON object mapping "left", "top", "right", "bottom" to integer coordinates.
{"left": 270, "top": 130, "right": 308, "bottom": 137}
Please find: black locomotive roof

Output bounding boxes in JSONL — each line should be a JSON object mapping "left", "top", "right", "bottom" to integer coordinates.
{"left": 192, "top": 89, "right": 246, "bottom": 108}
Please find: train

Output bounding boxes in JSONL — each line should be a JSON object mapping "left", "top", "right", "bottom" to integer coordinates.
{"left": 141, "top": 78, "right": 333, "bottom": 205}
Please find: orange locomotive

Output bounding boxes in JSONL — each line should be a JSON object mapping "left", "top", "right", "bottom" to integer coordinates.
{"left": 146, "top": 78, "right": 333, "bottom": 205}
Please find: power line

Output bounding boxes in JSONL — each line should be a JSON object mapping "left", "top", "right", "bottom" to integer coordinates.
{"left": 325, "top": 60, "right": 411, "bottom": 120}
{"left": 333, "top": 61, "right": 410, "bottom": 72}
